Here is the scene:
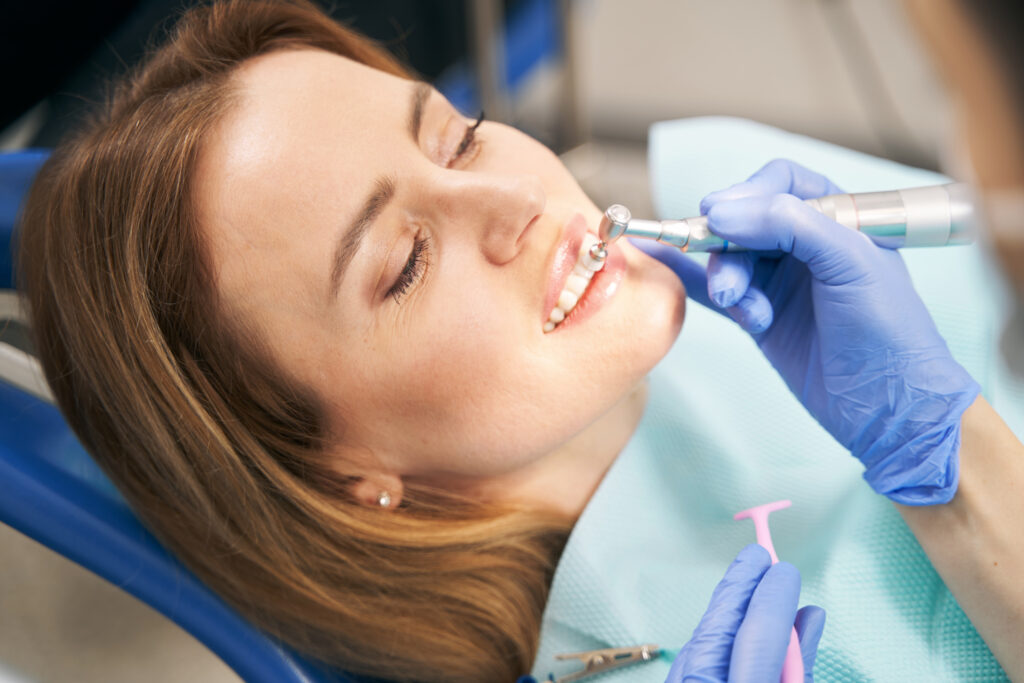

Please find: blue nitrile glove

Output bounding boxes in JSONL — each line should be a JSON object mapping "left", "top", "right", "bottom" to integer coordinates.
{"left": 666, "top": 544, "right": 824, "bottom": 683}
{"left": 634, "top": 159, "right": 981, "bottom": 505}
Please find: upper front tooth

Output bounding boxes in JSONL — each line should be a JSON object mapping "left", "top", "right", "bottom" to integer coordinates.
{"left": 557, "top": 289, "right": 578, "bottom": 311}
{"left": 582, "top": 248, "right": 605, "bottom": 272}
{"left": 565, "top": 274, "right": 589, "bottom": 296}
{"left": 573, "top": 263, "right": 594, "bottom": 279}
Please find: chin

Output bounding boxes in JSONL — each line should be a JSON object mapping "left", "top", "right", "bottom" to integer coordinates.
{"left": 588, "top": 245, "right": 685, "bottom": 396}
{"left": 628, "top": 242, "right": 686, "bottom": 353}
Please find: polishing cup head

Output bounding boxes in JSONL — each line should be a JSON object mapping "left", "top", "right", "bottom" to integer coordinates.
{"left": 599, "top": 204, "right": 631, "bottom": 243}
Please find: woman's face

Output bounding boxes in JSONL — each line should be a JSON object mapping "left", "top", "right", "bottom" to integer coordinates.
{"left": 195, "top": 49, "right": 684, "bottom": 494}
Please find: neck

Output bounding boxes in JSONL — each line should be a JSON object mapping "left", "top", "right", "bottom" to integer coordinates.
{"left": 473, "top": 379, "right": 650, "bottom": 520}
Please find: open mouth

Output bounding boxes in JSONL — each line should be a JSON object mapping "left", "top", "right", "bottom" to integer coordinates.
{"left": 543, "top": 232, "right": 605, "bottom": 332}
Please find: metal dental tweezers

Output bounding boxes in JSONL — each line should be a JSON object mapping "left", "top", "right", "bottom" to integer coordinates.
{"left": 551, "top": 643, "right": 661, "bottom": 682}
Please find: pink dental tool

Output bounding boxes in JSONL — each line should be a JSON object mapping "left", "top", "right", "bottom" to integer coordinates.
{"left": 733, "top": 500, "right": 803, "bottom": 683}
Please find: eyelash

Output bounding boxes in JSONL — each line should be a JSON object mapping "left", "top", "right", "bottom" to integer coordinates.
{"left": 387, "top": 233, "right": 430, "bottom": 302}
{"left": 387, "top": 112, "right": 484, "bottom": 303}
{"left": 448, "top": 110, "right": 485, "bottom": 166}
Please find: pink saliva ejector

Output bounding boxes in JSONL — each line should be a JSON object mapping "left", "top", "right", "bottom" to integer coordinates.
{"left": 733, "top": 500, "right": 803, "bottom": 683}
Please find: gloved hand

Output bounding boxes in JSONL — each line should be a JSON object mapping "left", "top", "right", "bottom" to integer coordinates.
{"left": 666, "top": 544, "right": 824, "bottom": 682}
{"left": 635, "top": 159, "right": 980, "bottom": 505}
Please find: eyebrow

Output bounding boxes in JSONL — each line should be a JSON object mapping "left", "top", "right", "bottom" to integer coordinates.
{"left": 408, "top": 81, "right": 431, "bottom": 142}
{"left": 328, "top": 81, "right": 431, "bottom": 298}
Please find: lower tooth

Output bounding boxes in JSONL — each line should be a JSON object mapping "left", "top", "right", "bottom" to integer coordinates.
{"left": 543, "top": 321, "right": 555, "bottom": 333}
{"left": 583, "top": 251, "right": 605, "bottom": 272}
{"left": 548, "top": 307, "right": 565, "bottom": 324}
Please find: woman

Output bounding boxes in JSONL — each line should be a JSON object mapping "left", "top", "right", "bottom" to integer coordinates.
{"left": 18, "top": 1, "right": 685, "bottom": 680}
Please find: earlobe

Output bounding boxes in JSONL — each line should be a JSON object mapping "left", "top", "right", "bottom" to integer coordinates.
{"left": 350, "top": 472, "right": 404, "bottom": 509}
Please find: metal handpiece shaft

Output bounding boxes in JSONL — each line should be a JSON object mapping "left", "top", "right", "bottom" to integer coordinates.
{"left": 599, "top": 183, "right": 975, "bottom": 253}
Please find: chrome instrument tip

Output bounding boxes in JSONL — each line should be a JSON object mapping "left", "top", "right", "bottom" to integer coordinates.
{"left": 598, "top": 204, "right": 631, "bottom": 243}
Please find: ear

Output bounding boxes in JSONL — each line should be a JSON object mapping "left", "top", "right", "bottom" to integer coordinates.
{"left": 349, "top": 471, "right": 404, "bottom": 509}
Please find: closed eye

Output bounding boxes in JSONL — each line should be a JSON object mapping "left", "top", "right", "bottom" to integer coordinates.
{"left": 387, "top": 234, "right": 430, "bottom": 302}
{"left": 387, "top": 111, "right": 482, "bottom": 303}
{"left": 447, "top": 111, "right": 485, "bottom": 167}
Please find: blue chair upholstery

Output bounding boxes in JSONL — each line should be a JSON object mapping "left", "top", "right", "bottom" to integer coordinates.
{"left": 0, "top": 150, "right": 356, "bottom": 683}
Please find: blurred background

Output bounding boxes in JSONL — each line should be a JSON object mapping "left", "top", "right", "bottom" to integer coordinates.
{"left": 0, "top": 0, "right": 949, "bottom": 681}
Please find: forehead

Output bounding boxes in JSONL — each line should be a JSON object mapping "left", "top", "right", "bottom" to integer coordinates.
{"left": 194, "top": 49, "right": 409, "bottom": 317}
{"left": 204, "top": 48, "right": 409, "bottom": 206}
{"left": 230, "top": 48, "right": 409, "bottom": 138}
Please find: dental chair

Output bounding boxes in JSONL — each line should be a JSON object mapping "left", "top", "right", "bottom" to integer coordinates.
{"left": 0, "top": 149, "right": 359, "bottom": 683}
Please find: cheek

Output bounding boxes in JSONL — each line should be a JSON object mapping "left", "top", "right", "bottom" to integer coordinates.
{"left": 393, "top": 247, "right": 684, "bottom": 436}
{"left": 604, "top": 245, "right": 686, "bottom": 366}
{"left": 366, "top": 292, "right": 651, "bottom": 475}
{"left": 369, "top": 280, "right": 549, "bottom": 451}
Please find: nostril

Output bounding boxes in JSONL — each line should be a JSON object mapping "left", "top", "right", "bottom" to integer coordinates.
{"left": 514, "top": 176, "right": 546, "bottom": 244}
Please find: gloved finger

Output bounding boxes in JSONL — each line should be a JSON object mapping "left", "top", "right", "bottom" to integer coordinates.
{"left": 706, "top": 252, "right": 756, "bottom": 308}
{"left": 628, "top": 237, "right": 718, "bottom": 312}
{"left": 794, "top": 605, "right": 826, "bottom": 681}
{"left": 728, "top": 562, "right": 801, "bottom": 683}
{"left": 708, "top": 252, "right": 776, "bottom": 333}
{"left": 700, "top": 159, "right": 845, "bottom": 214}
{"left": 665, "top": 544, "right": 772, "bottom": 682}
{"left": 725, "top": 286, "right": 774, "bottom": 335}
{"left": 706, "top": 194, "right": 876, "bottom": 285}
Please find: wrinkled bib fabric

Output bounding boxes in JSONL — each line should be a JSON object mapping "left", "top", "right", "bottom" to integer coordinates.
{"left": 532, "top": 118, "right": 1021, "bottom": 682}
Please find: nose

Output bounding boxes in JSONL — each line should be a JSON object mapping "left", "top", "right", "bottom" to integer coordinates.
{"left": 431, "top": 172, "right": 546, "bottom": 264}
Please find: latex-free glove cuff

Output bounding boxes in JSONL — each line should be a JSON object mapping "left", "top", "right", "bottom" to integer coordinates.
{"left": 857, "top": 377, "right": 980, "bottom": 506}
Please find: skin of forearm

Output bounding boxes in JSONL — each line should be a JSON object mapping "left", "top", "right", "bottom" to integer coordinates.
{"left": 896, "top": 396, "right": 1024, "bottom": 681}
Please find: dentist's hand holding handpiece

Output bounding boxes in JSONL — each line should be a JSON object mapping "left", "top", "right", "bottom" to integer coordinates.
{"left": 654, "top": 159, "right": 981, "bottom": 681}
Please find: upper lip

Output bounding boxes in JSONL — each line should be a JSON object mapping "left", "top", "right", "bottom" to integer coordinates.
{"left": 541, "top": 213, "right": 589, "bottom": 323}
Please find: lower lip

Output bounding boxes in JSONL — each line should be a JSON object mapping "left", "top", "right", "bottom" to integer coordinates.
{"left": 552, "top": 240, "right": 626, "bottom": 332}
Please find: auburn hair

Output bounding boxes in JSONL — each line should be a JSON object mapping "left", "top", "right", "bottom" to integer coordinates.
{"left": 17, "top": 1, "right": 571, "bottom": 681}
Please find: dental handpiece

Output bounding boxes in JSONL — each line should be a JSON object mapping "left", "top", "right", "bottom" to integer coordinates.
{"left": 596, "top": 183, "right": 976, "bottom": 253}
